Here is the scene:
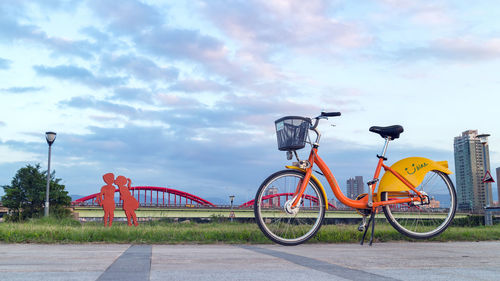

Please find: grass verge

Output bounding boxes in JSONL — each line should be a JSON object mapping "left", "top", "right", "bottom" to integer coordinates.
{"left": 0, "top": 218, "right": 499, "bottom": 244}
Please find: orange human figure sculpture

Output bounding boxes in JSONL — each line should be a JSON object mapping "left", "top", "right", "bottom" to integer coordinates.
{"left": 115, "top": 175, "right": 139, "bottom": 226}
{"left": 98, "top": 173, "right": 116, "bottom": 227}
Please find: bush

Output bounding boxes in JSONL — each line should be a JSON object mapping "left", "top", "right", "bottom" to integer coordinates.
{"left": 1, "top": 164, "right": 71, "bottom": 221}
{"left": 210, "top": 214, "right": 229, "bottom": 223}
{"left": 452, "top": 215, "right": 484, "bottom": 227}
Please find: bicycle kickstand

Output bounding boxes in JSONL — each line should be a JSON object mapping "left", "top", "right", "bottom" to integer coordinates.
{"left": 369, "top": 210, "right": 376, "bottom": 246}
{"left": 360, "top": 211, "right": 376, "bottom": 246}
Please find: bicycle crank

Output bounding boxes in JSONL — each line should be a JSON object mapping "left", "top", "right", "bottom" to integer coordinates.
{"left": 355, "top": 193, "right": 372, "bottom": 217}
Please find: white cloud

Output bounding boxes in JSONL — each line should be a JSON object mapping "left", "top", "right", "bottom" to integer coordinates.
{"left": 0, "top": 146, "right": 41, "bottom": 164}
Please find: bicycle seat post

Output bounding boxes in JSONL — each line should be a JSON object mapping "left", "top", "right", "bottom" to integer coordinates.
{"left": 368, "top": 137, "right": 391, "bottom": 207}
{"left": 379, "top": 137, "right": 391, "bottom": 159}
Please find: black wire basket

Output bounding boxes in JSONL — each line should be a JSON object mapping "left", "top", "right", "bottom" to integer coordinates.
{"left": 275, "top": 116, "right": 311, "bottom": 151}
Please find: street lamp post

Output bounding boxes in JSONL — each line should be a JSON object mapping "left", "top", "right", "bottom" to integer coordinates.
{"left": 229, "top": 195, "right": 235, "bottom": 222}
{"left": 44, "top": 132, "right": 56, "bottom": 217}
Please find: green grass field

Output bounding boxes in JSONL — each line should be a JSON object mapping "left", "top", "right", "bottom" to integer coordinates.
{"left": 0, "top": 217, "right": 499, "bottom": 244}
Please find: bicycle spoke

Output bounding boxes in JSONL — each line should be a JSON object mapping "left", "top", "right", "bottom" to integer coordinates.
{"left": 420, "top": 172, "right": 436, "bottom": 191}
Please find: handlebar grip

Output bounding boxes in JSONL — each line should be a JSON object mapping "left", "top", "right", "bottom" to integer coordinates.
{"left": 321, "top": 111, "right": 341, "bottom": 117}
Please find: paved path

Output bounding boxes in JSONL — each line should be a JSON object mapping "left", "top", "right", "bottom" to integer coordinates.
{"left": 0, "top": 242, "right": 499, "bottom": 280}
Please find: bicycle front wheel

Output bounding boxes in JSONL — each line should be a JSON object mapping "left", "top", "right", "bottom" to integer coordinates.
{"left": 382, "top": 170, "right": 457, "bottom": 239}
{"left": 254, "top": 170, "right": 325, "bottom": 246}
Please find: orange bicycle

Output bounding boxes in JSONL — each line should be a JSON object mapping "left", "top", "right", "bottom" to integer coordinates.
{"left": 254, "top": 112, "right": 457, "bottom": 246}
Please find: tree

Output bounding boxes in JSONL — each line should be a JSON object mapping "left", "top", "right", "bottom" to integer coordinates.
{"left": 2, "top": 164, "right": 71, "bottom": 221}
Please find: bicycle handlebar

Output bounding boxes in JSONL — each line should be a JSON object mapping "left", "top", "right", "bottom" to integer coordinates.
{"left": 310, "top": 111, "right": 341, "bottom": 130}
{"left": 321, "top": 111, "right": 341, "bottom": 117}
{"left": 310, "top": 111, "right": 341, "bottom": 145}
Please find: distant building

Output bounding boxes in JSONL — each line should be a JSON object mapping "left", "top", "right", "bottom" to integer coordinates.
{"left": 264, "top": 186, "right": 279, "bottom": 207}
{"left": 426, "top": 196, "right": 440, "bottom": 209}
{"left": 346, "top": 176, "right": 364, "bottom": 200}
{"left": 453, "top": 130, "right": 493, "bottom": 212}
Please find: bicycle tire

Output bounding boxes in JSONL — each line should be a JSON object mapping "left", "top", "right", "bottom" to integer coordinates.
{"left": 382, "top": 170, "right": 457, "bottom": 239}
{"left": 254, "top": 170, "right": 325, "bottom": 246}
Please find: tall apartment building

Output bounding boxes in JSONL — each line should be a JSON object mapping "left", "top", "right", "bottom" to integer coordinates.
{"left": 453, "top": 130, "right": 493, "bottom": 212}
{"left": 346, "top": 176, "right": 364, "bottom": 200}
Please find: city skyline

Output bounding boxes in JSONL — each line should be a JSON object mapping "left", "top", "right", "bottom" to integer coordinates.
{"left": 1, "top": 1, "right": 499, "bottom": 203}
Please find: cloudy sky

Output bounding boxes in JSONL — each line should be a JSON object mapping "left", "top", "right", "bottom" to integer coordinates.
{"left": 1, "top": 0, "right": 499, "bottom": 204}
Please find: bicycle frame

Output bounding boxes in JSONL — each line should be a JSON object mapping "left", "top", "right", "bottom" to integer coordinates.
{"left": 291, "top": 147, "right": 425, "bottom": 210}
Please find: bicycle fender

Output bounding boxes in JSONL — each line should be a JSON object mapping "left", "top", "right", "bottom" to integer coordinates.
{"left": 285, "top": 165, "right": 329, "bottom": 210}
{"left": 378, "top": 157, "right": 452, "bottom": 195}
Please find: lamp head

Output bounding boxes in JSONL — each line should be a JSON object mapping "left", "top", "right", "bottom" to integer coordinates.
{"left": 229, "top": 195, "right": 235, "bottom": 203}
{"left": 477, "top": 134, "right": 490, "bottom": 144}
{"left": 45, "top": 132, "right": 57, "bottom": 146}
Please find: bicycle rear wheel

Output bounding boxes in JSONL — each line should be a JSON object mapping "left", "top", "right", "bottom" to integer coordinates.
{"left": 254, "top": 170, "right": 325, "bottom": 246}
{"left": 382, "top": 170, "right": 457, "bottom": 239}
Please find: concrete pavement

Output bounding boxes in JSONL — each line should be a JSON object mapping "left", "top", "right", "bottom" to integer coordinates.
{"left": 0, "top": 242, "right": 499, "bottom": 280}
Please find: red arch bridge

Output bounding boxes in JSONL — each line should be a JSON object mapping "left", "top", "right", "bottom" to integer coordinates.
{"left": 71, "top": 187, "right": 335, "bottom": 209}
{"left": 71, "top": 187, "right": 338, "bottom": 220}
{"left": 72, "top": 186, "right": 216, "bottom": 207}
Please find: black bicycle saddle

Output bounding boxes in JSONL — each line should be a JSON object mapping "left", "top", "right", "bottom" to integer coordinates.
{"left": 369, "top": 125, "right": 404, "bottom": 139}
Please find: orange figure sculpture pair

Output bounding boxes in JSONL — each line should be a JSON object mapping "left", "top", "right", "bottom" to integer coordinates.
{"left": 98, "top": 173, "right": 139, "bottom": 227}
